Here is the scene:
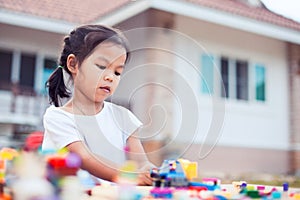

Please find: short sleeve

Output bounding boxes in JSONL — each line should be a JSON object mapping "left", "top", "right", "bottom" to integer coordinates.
{"left": 121, "top": 108, "right": 143, "bottom": 144}
{"left": 42, "top": 107, "right": 83, "bottom": 150}
{"left": 126, "top": 109, "right": 143, "bottom": 133}
{"left": 108, "top": 104, "right": 143, "bottom": 143}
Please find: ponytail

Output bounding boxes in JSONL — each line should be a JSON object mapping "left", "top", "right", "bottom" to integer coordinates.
{"left": 46, "top": 67, "right": 71, "bottom": 107}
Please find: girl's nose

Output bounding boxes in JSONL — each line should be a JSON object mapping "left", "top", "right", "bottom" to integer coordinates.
{"left": 104, "top": 73, "right": 113, "bottom": 82}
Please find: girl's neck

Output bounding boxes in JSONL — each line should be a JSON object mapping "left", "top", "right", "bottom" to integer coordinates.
{"left": 66, "top": 99, "right": 104, "bottom": 116}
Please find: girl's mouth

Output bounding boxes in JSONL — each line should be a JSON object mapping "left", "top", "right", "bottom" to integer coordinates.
{"left": 99, "top": 86, "right": 111, "bottom": 93}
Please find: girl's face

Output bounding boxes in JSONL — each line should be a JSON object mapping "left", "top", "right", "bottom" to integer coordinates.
{"left": 74, "top": 42, "right": 127, "bottom": 103}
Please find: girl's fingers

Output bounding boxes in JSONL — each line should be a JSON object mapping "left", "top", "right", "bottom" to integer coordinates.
{"left": 137, "top": 172, "right": 153, "bottom": 186}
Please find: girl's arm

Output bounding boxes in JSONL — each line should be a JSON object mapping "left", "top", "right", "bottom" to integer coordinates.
{"left": 66, "top": 141, "right": 119, "bottom": 182}
{"left": 126, "top": 129, "right": 156, "bottom": 185}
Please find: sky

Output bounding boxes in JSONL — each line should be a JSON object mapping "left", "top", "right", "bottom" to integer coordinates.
{"left": 260, "top": 0, "right": 300, "bottom": 23}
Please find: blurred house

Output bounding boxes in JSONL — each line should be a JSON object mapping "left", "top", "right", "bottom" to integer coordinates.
{"left": 0, "top": 0, "right": 300, "bottom": 176}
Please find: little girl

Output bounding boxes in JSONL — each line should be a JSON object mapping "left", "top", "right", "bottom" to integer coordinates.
{"left": 42, "top": 24, "right": 154, "bottom": 185}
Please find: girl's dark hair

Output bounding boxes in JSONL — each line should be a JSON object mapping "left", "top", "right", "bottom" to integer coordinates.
{"left": 46, "top": 24, "right": 130, "bottom": 107}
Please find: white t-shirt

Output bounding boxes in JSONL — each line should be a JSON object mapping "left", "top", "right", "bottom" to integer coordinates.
{"left": 42, "top": 101, "right": 142, "bottom": 165}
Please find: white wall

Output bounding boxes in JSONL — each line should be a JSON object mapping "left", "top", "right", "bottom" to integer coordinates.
{"left": 0, "top": 23, "right": 62, "bottom": 56}
{"left": 173, "top": 15, "right": 290, "bottom": 150}
{"left": 114, "top": 12, "right": 290, "bottom": 151}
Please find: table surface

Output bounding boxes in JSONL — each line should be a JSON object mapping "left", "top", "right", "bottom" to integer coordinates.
{"left": 83, "top": 184, "right": 300, "bottom": 200}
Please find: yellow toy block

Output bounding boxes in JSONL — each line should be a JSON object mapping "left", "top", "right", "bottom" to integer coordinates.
{"left": 178, "top": 159, "right": 198, "bottom": 180}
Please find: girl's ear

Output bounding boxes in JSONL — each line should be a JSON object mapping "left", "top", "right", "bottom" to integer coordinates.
{"left": 67, "top": 54, "right": 78, "bottom": 74}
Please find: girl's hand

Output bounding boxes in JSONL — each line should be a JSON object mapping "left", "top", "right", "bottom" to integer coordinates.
{"left": 137, "top": 170, "right": 152, "bottom": 186}
{"left": 136, "top": 161, "right": 156, "bottom": 186}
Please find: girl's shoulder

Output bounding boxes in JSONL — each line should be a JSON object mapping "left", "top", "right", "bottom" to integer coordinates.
{"left": 45, "top": 105, "right": 73, "bottom": 114}
{"left": 44, "top": 105, "right": 74, "bottom": 121}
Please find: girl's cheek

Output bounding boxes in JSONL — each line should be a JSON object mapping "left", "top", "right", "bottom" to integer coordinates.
{"left": 115, "top": 77, "right": 120, "bottom": 84}
{"left": 92, "top": 71, "right": 104, "bottom": 82}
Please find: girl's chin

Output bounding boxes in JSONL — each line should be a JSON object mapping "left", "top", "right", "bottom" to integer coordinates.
{"left": 94, "top": 95, "right": 110, "bottom": 103}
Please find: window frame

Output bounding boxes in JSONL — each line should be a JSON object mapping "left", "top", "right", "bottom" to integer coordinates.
{"left": 200, "top": 53, "right": 266, "bottom": 103}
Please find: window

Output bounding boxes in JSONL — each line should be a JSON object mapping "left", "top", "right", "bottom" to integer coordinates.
{"left": 42, "top": 58, "right": 57, "bottom": 93}
{"left": 201, "top": 54, "right": 214, "bottom": 94}
{"left": 20, "top": 53, "right": 36, "bottom": 91}
{"left": 236, "top": 60, "right": 248, "bottom": 100}
{"left": 200, "top": 53, "right": 266, "bottom": 103}
{"left": 0, "top": 49, "right": 12, "bottom": 90}
{"left": 0, "top": 49, "right": 61, "bottom": 95}
{"left": 220, "top": 57, "right": 229, "bottom": 98}
{"left": 255, "top": 64, "right": 266, "bottom": 101}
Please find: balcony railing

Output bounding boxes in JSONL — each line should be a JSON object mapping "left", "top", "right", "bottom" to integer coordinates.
{"left": 0, "top": 84, "right": 51, "bottom": 148}
{"left": 0, "top": 89, "right": 50, "bottom": 126}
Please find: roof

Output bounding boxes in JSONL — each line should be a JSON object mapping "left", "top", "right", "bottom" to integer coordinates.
{"left": 0, "top": 0, "right": 300, "bottom": 43}
{"left": 0, "top": 0, "right": 131, "bottom": 24}
{"left": 186, "top": 0, "right": 300, "bottom": 32}
{"left": 0, "top": 0, "right": 300, "bottom": 31}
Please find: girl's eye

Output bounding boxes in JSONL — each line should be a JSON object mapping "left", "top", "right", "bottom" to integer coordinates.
{"left": 96, "top": 64, "right": 106, "bottom": 70}
{"left": 115, "top": 71, "right": 121, "bottom": 76}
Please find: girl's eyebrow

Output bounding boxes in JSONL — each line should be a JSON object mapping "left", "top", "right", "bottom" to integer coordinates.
{"left": 96, "top": 56, "right": 125, "bottom": 69}
{"left": 116, "top": 65, "right": 124, "bottom": 69}
{"left": 95, "top": 55, "right": 110, "bottom": 64}
{"left": 96, "top": 56, "right": 125, "bottom": 68}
